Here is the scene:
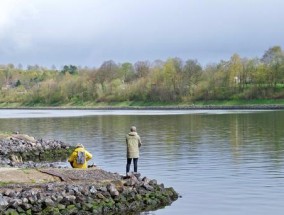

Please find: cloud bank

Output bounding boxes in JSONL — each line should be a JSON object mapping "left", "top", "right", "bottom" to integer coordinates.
{"left": 0, "top": 0, "right": 283, "bottom": 68}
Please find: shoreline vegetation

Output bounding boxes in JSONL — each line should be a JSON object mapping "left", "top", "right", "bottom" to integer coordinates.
{"left": 0, "top": 134, "right": 179, "bottom": 214}
{"left": 1, "top": 99, "right": 284, "bottom": 110}
{"left": 1, "top": 46, "right": 284, "bottom": 108}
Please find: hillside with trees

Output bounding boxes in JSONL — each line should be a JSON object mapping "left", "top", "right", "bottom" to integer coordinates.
{"left": 0, "top": 46, "right": 284, "bottom": 106}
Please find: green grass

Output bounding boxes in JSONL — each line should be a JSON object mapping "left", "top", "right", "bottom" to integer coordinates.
{"left": 1, "top": 99, "right": 284, "bottom": 108}
{"left": 193, "top": 99, "right": 284, "bottom": 106}
{"left": 0, "top": 102, "right": 23, "bottom": 107}
{"left": 0, "top": 131, "right": 13, "bottom": 139}
{"left": 0, "top": 181, "right": 14, "bottom": 187}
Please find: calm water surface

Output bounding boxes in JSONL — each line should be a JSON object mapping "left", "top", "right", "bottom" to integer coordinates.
{"left": 1, "top": 109, "right": 284, "bottom": 215}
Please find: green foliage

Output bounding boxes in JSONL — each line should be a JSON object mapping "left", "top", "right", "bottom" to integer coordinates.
{"left": 61, "top": 65, "right": 78, "bottom": 75}
{"left": 0, "top": 46, "right": 284, "bottom": 106}
{"left": 119, "top": 62, "right": 136, "bottom": 82}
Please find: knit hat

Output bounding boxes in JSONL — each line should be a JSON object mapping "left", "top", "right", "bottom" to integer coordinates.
{"left": 76, "top": 143, "right": 84, "bottom": 148}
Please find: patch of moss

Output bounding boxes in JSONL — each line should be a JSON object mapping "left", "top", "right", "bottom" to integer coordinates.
{"left": 0, "top": 181, "right": 15, "bottom": 187}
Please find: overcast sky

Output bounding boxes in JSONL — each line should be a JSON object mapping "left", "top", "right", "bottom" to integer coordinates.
{"left": 0, "top": 0, "right": 283, "bottom": 68}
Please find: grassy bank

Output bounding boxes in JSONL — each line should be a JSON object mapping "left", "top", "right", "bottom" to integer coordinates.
{"left": 192, "top": 99, "right": 284, "bottom": 106}
{"left": 1, "top": 99, "right": 284, "bottom": 109}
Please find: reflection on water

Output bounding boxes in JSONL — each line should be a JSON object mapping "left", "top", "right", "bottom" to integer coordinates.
{"left": 1, "top": 110, "right": 284, "bottom": 215}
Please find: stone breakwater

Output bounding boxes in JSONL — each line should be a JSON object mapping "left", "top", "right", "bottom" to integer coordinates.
{"left": 0, "top": 171, "right": 179, "bottom": 215}
{"left": 0, "top": 134, "right": 179, "bottom": 214}
{"left": 0, "top": 134, "right": 74, "bottom": 168}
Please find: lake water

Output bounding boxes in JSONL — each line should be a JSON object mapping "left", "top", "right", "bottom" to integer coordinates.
{"left": 1, "top": 109, "right": 284, "bottom": 215}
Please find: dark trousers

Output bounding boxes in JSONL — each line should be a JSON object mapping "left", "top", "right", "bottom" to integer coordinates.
{"left": 126, "top": 158, "right": 138, "bottom": 173}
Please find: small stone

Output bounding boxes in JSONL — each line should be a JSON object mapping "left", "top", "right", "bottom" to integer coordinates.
{"left": 22, "top": 198, "right": 28, "bottom": 204}
{"left": 89, "top": 186, "right": 97, "bottom": 194}
{"left": 6, "top": 190, "right": 16, "bottom": 198}
{"left": 110, "top": 190, "right": 119, "bottom": 197}
{"left": 72, "top": 187, "right": 79, "bottom": 193}
{"left": 46, "top": 184, "right": 54, "bottom": 191}
{"left": 133, "top": 172, "right": 141, "bottom": 179}
{"left": 142, "top": 177, "right": 150, "bottom": 184}
{"left": 96, "top": 193, "right": 105, "bottom": 199}
{"left": 143, "top": 183, "right": 154, "bottom": 191}
{"left": 44, "top": 197, "right": 55, "bottom": 207}
{"left": 9, "top": 198, "right": 22, "bottom": 207}
{"left": 0, "top": 195, "right": 8, "bottom": 207}
{"left": 64, "top": 195, "right": 76, "bottom": 203}
{"left": 57, "top": 204, "right": 66, "bottom": 210}
{"left": 149, "top": 179, "right": 158, "bottom": 186}
{"left": 106, "top": 183, "right": 119, "bottom": 197}
{"left": 21, "top": 203, "right": 32, "bottom": 210}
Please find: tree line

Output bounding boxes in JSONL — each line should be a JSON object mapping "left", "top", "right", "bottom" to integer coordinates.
{"left": 0, "top": 46, "right": 284, "bottom": 105}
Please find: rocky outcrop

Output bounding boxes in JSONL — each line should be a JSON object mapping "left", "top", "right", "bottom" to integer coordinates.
{"left": 0, "top": 172, "right": 178, "bottom": 215}
{"left": 0, "top": 134, "right": 179, "bottom": 214}
{"left": 0, "top": 134, "right": 74, "bottom": 168}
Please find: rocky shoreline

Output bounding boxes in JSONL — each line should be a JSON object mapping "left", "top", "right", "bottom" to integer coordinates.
{"left": 0, "top": 171, "right": 178, "bottom": 215}
{"left": 0, "top": 134, "right": 179, "bottom": 214}
{"left": 0, "top": 134, "right": 74, "bottom": 168}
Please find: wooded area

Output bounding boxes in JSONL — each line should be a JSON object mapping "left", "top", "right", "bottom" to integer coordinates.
{"left": 1, "top": 46, "right": 284, "bottom": 106}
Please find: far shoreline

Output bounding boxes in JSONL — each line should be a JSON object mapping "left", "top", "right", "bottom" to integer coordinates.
{"left": 1, "top": 104, "right": 284, "bottom": 110}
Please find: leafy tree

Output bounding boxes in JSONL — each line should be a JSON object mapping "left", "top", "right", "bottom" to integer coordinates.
{"left": 7, "top": 64, "right": 15, "bottom": 70}
{"left": 15, "top": 80, "right": 21, "bottom": 87}
{"left": 183, "top": 59, "right": 202, "bottom": 96}
{"left": 261, "top": 46, "right": 284, "bottom": 87}
{"left": 27, "top": 64, "right": 40, "bottom": 70}
{"left": 61, "top": 65, "right": 78, "bottom": 75}
{"left": 227, "top": 54, "right": 243, "bottom": 91}
{"left": 119, "top": 62, "right": 135, "bottom": 82}
{"left": 134, "top": 61, "right": 150, "bottom": 78}
{"left": 150, "top": 58, "right": 183, "bottom": 101}
{"left": 261, "top": 46, "right": 283, "bottom": 64}
{"left": 240, "top": 58, "right": 257, "bottom": 88}
{"left": 201, "top": 63, "right": 221, "bottom": 100}
{"left": 96, "top": 60, "right": 119, "bottom": 83}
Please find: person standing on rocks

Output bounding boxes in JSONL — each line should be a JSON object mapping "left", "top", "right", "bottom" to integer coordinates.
{"left": 126, "top": 126, "right": 142, "bottom": 174}
{"left": 68, "top": 143, "right": 92, "bottom": 169}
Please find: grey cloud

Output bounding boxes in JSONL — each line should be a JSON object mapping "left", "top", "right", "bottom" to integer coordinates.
{"left": 0, "top": 0, "right": 284, "bottom": 68}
